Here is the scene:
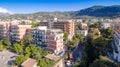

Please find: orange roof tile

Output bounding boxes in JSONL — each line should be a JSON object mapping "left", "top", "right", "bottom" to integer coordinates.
{"left": 21, "top": 58, "right": 37, "bottom": 67}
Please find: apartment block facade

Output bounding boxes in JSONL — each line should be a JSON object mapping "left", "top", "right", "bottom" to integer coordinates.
{"left": 46, "top": 29, "right": 64, "bottom": 54}
{"left": 54, "top": 21, "right": 74, "bottom": 39}
{"left": 0, "top": 21, "right": 65, "bottom": 55}
{"left": 0, "top": 22, "right": 10, "bottom": 39}
{"left": 0, "top": 22, "right": 32, "bottom": 43}
{"left": 10, "top": 24, "right": 31, "bottom": 43}
{"left": 33, "top": 26, "right": 47, "bottom": 48}
{"left": 40, "top": 21, "right": 74, "bottom": 40}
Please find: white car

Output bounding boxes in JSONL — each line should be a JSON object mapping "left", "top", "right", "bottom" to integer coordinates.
{"left": 66, "top": 60, "right": 71, "bottom": 66}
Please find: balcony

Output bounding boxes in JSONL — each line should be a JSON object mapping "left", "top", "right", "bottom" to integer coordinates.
{"left": 0, "top": 27, "right": 5, "bottom": 29}
{"left": 12, "top": 36, "right": 19, "bottom": 38}
{"left": 11, "top": 26, "right": 19, "bottom": 29}
{"left": 0, "top": 29, "right": 6, "bottom": 31}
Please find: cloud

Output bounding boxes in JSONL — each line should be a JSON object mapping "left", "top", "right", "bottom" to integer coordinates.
{"left": 0, "top": 7, "right": 12, "bottom": 14}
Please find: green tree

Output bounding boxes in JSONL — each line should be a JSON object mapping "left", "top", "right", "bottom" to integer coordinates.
{"left": 28, "top": 44, "right": 38, "bottom": 57}
{"left": 14, "top": 42, "right": 54, "bottom": 67}
{"left": 25, "top": 46, "right": 31, "bottom": 55}
{"left": 24, "top": 44, "right": 40, "bottom": 58}
{"left": 75, "top": 25, "right": 79, "bottom": 30}
{"left": 31, "top": 22, "right": 39, "bottom": 28}
{"left": 89, "top": 59, "right": 118, "bottom": 67}
{"left": 13, "top": 44, "right": 23, "bottom": 54}
{"left": 75, "top": 34, "right": 84, "bottom": 41}
{"left": 94, "top": 22, "right": 102, "bottom": 28}
{"left": 38, "top": 59, "right": 47, "bottom": 67}
{"left": 88, "top": 22, "right": 102, "bottom": 28}
{"left": 105, "top": 28, "right": 114, "bottom": 39}
{"left": 0, "top": 41, "right": 3, "bottom": 50}
{"left": 92, "top": 37, "right": 108, "bottom": 48}
{"left": 33, "top": 50, "right": 41, "bottom": 60}
{"left": 23, "top": 34, "right": 33, "bottom": 45}
{"left": 29, "top": 44, "right": 38, "bottom": 53}
{"left": 64, "top": 32, "right": 69, "bottom": 43}
{"left": 69, "top": 37, "right": 79, "bottom": 50}
{"left": 82, "top": 36, "right": 99, "bottom": 67}
{"left": 93, "top": 29, "right": 100, "bottom": 36}
{"left": 3, "top": 38, "right": 11, "bottom": 48}
{"left": 74, "top": 52, "right": 88, "bottom": 67}
{"left": 15, "top": 55, "right": 27, "bottom": 65}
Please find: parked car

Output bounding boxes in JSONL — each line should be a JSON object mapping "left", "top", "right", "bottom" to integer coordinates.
{"left": 66, "top": 60, "right": 71, "bottom": 66}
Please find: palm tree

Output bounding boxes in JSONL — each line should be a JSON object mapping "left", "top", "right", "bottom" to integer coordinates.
{"left": 23, "top": 34, "right": 33, "bottom": 45}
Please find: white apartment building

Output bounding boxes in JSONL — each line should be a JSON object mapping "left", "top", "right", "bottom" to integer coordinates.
{"left": 75, "top": 30, "right": 88, "bottom": 37}
{"left": 46, "top": 29, "right": 64, "bottom": 55}
{"left": 101, "top": 22, "right": 111, "bottom": 29}
{"left": 33, "top": 26, "right": 47, "bottom": 48}
{"left": 0, "top": 22, "right": 32, "bottom": 43}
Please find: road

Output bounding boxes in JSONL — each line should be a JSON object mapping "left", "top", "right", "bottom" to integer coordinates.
{"left": 73, "top": 42, "right": 84, "bottom": 63}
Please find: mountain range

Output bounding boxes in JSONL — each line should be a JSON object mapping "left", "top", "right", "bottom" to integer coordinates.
{"left": 74, "top": 5, "right": 120, "bottom": 17}
{"left": 0, "top": 7, "right": 12, "bottom": 18}
{"left": 1, "top": 5, "right": 120, "bottom": 20}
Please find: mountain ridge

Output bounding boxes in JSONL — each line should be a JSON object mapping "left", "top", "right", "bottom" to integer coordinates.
{"left": 74, "top": 5, "right": 120, "bottom": 17}
{"left": 1, "top": 5, "right": 120, "bottom": 19}
{"left": 0, "top": 7, "right": 12, "bottom": 18}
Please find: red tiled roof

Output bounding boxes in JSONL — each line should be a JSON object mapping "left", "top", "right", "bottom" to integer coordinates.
{"left": 21, "top": 58, "right": 37, "bottom": 67}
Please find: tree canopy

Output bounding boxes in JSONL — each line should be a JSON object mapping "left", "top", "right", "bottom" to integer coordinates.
{"left": 3, "top": 38, "right": 11, "bottom": 48}
{"left": 0, "top": 41, "right": 3, "bottom": 50}
{"left": 23, "top": 34, "right": 33, "bottom": 45}
{"left": 89, "top": 59, "right": 118, "bottom": 67}
{"left": 105, "top": 28, "right": 114, "bottom": 39}
{"left": 64, "top": 32, "right": 69, "bottom": 43}
{"left": 31, "top": 23, "right": 39, "bottom": 28}
{"left": 15, "top": 55, "right": 27, "bottom": 65}
{"left": 75, "top": 34, "right": 84, "bottom": 41}
{"left": 13, "top": 43, "right": 23, "bottom": 54}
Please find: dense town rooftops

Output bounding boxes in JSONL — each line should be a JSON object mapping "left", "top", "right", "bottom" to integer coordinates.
{"left": 40, "top": 20, "right": 73, "bottom": 23}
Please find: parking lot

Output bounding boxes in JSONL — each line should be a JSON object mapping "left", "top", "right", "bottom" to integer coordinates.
{"left": 0, "top": 50, "right": 18, "bottom": 67}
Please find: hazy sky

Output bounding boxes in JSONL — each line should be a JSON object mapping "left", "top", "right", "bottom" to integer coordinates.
{"left": 0, "top": 0, "right": 120, "bottom": 14}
